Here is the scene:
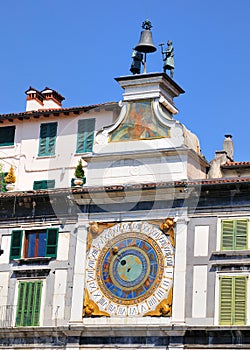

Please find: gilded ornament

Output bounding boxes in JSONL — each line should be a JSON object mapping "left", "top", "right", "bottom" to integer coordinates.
{"left": 144, "top": 288, "right": 173, "bottom": 317}
{"left": 87, "top": 222, "right": 116, "bottom": 251}
{"left": 83, "top": 289, "right": 110, "bottom": 317}
{"left": 160, "top": 218, "right": 175, "bottom": 247}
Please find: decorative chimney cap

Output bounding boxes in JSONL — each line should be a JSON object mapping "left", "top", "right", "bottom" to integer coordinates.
{"left": 41, "top": 87, "right": 65, "bottom": 102}
{"left": 25, "top": 86, "right": 44, "bottom": 100}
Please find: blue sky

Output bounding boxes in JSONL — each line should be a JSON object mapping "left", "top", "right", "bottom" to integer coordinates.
{"left": 0, "top": 0, "right": 250, "bottom": 161}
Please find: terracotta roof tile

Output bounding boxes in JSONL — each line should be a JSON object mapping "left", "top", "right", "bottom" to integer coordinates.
{"left": 0, "top": 177, "right": 250, "bottom": 199}
{"left": 0, "top": 102, "right": 118, "bottom": 121}
{"left": 221, "top": 161, "right": 250, "bottom": 168}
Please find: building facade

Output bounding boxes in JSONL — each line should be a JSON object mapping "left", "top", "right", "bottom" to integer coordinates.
{"left": 0, "top": 72, "right": 250, "bottom": 349}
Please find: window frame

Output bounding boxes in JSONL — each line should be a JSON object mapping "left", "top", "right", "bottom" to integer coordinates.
{"left": 76, "top": 118, "right": 95, "bottom": 154}
{"left": 38, "top": 122, "right": 57, "bottom": 157}
{"left": 24, "top": 230, "right": 47, "bottom": 258}
{"left": 0, "top": 125, "right": 15, "bottom": 147}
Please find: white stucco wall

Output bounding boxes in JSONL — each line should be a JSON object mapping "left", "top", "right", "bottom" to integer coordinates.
{"left": 0, "top": 109, "right": 114, "bottom": 191}
{"left": 26, "top": 99, "right": 43, "bottom": 112}
{"left": 0, "top": 271, "right": 10, "bottom": 322}
{"left": 52, "top": 270, "right": 68, "bottom": 323}
{"left": 86, "top": 152, "right": 188, "bottom": 186}
{"left": 192, "top": 265, "right": 207, "bottom": 318}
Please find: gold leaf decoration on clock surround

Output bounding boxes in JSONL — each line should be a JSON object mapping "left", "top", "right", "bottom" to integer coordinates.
{"left": 148, "top": 218, "right": 175, "bottom": 247}
{"left": 143, "top": 287, "right": 173, "bottom": 317}
{"left": 160, "top": 218, "right": 175, "bottom": 247}
{"left": 83, "top": 289, "right": 110, "bottom": 317}
{"left": 86, "top": 222, "right": 116, "bottom": 251}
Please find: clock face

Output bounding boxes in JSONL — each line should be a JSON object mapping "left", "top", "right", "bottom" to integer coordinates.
{"left": 86, "top": 221, "right": 174, "bottom": 317}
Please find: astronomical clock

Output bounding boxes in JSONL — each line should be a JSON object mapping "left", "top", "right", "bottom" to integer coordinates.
{"left": 83, "top": 219, "right": 175, "bottom": 318}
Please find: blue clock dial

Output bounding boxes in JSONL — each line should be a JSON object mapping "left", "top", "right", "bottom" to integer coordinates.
{"left": 96, "top": 232, "right": 164, "bottom": 305}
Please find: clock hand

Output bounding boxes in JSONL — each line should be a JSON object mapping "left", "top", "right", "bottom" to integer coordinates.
{"left": 118, "top": 258, "right": 131, "bottom": 272}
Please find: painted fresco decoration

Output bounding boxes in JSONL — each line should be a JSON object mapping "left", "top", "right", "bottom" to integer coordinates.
{"left": 109, "top": 100, "right": 170, "bottom": 142}
{"left": 84, "top": 220, "right": 175, "bottom": 318}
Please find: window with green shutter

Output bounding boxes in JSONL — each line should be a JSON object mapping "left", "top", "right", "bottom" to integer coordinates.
{"left": 33, "top": 179, "right": 55, "bottom": 190}
{"left": 38, "top": 122, "right": 57, "bottom": 156}
{"left": 0, "top": 126, "right": 15, "bottom": 147}
{"left": 10, "top": 228, "right": 59, "bottom": 260}
{"left": 221, "top": 219, "right": 248, "bottom": 250}
{"left": 76, "top": 118, "right": 95, "bottom": 153}
{"left": 16, "top": 281, "right": 43, "bottom": 327}
{"left": 219, "top": 276, "right": 247, "bottom": 325}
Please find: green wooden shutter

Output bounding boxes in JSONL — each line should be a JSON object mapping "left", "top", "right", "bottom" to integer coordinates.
{"left": 38, "top": 122, "right": 57, "bottom": 156}
{"left": 39, "top": 123, "right": 49, "bottom": 156}
{"left": 46, "top": 180, "right": 55, "bottom": 189}
{"left": 221, "top": 219, "right": 248, "bottom": 250}
{"left": 219, "top": 276, "right": 233, "bottom": 325}
{"left": 45, "top": 228, "right": 58, "bottom": 258}
{"left": 10, "top": 230, "right": 23, "bottom": 259}
{"left": 33, "top": 180, "right": 44, "bottom": 190}
{"left": 235, "top": 219, "right": 248, "bottom": 250}
{"left": 33, "top": 180, "right": 55, "bottom": 190}
{"left": 32, "top": 281, "right": 43, "bottom": 326}
{"left": 16, "top": 281, "right": 42, "bottom": 326}
{"left": 219, "top": 276, "right": 247, "bottom": 325}
{"left": 76, "top": 119, "right": 95, "bottom": 153}
{"left": 16, "top": 282, "right": 26, "bottom": 326}
{"left": 221, "top": 220, "right": 234, "bottom": 250}
{"left": 0, "top": 126, "right": 15, "bottom": 146}
{"left": 234, "top": 276, "right": 247, "bottom": 325}
{"left": 47, "top": 123, "right": 57, "bottom": 155}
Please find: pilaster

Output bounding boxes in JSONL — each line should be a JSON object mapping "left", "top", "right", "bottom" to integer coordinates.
{"left": 69, "top": 214, "right": 89, "bottom": 323}
{"left": 171, "top": 216, "right": 189, "bottom": 324}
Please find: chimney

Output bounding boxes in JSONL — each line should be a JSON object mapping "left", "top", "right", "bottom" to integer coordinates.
{"left": 41, "top": 87, "right": 65, "bottom": 109}
{"left": 208, "top": 135, "right": 234, "bottom": 178}
{"left": 25, "top": 87, "right": 44, "bottom": 111}
{"left": 223, "top": 134, "right": 234, "bottom": 161}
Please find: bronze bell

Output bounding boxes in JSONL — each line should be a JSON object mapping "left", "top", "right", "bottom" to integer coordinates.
{"left": 135, "top": 20, "right": 157, "bottom": 53}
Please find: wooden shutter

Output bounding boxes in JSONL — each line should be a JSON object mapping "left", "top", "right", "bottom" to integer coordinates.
{"left": 16, "top": 282, "right": 26, "bottom": 326}
{"left": 10, "top": 230, "right": 23, "bottom": 259}
{"left": 33, "top": 180, "right": 42, "bottom": 190}
{"left": 45, "top": 228, "right": 58, "bottom": 258}
{"left": 234, "top": 276, "right": 247, "bottom": 325}
{"left": 39, "top": 124, "right": 48, "bottom": 156}
{"left": 47, "top": 123, "right": 57, "bottom": 155}
{"left": 221, "top": 220, "right": 234, "bottom": 250}
{"left": 16, "top": 281, "right": 42, "bottom": 326}
{"left": 46, "top": 180, "right": 55, "bottom": 189}
{"left": 33, "top": 180, "right": 55, "bottom": 190}
{"left": 76, "top": 119, "right": 95, "bottom": 153}
{"left": 0, "top": 126, "right": 15, "bottom": 146}
{"left": 32, "top": 281, "right": 43, "bottom": 326}
{"left": 235, "top": 219, "right": 248, "bottom": 250}
{"left": 221, "top": 219, "right": 248, "bottom": 250}
{"left": 219, "top": 276, "right": 247, "bottom": 325}
{"left": 38, "top": 122, "right": 57, "bottom": 156}
{"left": 219, "top": 276, "right": 233, "bottom": 325}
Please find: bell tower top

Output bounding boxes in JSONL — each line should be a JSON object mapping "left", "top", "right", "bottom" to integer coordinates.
{"left": 115, "top": 72, "right": 184, "bottom": 115}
